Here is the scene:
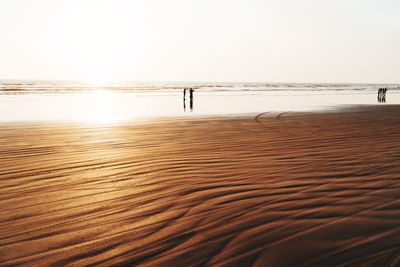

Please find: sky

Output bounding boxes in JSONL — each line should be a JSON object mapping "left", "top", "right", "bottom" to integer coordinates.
{"left": 0, "top": 0, "right": 399, "bottom": 83}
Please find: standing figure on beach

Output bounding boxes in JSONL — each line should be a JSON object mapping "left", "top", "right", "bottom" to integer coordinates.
{"left": 377, "top": 88, "right": 383, "bottom": 101}
{"left": 377, "top": 88, "right": 388, "bottom": 103}
{"left": 183, "top": 88, "right": 187, "bottom": 111}
{"left": 189, "top": 88, "right": 194, "bottom": 111}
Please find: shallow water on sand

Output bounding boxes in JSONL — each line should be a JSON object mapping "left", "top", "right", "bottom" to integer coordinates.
{"left": 0, "top": 90, "right": 400, "bottom": 123}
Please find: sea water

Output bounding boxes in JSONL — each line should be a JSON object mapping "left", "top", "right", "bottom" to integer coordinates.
{"left": 0, "top": 81, "right": 399, "bottom": 123}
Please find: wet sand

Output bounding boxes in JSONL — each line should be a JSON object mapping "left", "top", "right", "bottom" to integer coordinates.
{"left": 1, "top": 105, "right": 400, "bottom": 266}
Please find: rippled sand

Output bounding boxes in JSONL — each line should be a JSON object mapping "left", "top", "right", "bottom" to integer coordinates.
{"left": 1, "top": 106, "right": 400, "bottom": 266}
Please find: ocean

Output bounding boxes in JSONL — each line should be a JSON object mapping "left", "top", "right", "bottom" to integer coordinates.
{"left": 1, "top": 80, "right": 400, "bottom": 94}
{"left": 0, "top": 80, "right": 399, "bottom": 123}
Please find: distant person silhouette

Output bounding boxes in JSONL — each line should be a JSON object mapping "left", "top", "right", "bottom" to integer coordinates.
{"left": 378, "top": 88, "right": 383, "bottom": 101}
{"left": 377, "top": 88, "right": 387, "bottom": 103}
{"left": 183, "top": 88, "right": 187, "bottom": 111}
{"left": 189, "top": 88, "right": 194, "bottom": 111}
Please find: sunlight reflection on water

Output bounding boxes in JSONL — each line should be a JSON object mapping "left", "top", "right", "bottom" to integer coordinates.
{"left": 0, "top": 90, "right": 399, "bottom": 123}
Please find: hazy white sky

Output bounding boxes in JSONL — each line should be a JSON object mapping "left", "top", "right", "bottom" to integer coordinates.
{"left": 0, "top": 0, "right": 399, "bottom": 83}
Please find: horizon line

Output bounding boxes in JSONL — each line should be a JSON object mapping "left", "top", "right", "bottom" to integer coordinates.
{"left": 0, "top": 78, "right": 400, "bottom": 85}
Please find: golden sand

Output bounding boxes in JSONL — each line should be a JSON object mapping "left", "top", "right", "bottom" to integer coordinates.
{"left": 1, "top": 106, "right": 400, "bottom": 266}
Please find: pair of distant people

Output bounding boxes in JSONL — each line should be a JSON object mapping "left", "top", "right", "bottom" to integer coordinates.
{"left": 183, "top": 88, "right": 194, "bottom": 111}
{"left": 377, "top": 88, "right": 388, "bottom": 103}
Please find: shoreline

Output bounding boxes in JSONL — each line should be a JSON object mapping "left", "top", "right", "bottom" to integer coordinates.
{"left": 0, "top": 103, "right": 396, "bottom": 126}
{"left": 1, "top": 90, "right": 400, "bottom": 123}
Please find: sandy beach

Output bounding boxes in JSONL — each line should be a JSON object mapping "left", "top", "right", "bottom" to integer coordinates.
{"left": 1, "top": 105, "right": 400, "bottom": 266}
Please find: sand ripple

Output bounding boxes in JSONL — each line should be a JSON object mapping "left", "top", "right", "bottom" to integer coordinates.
{"left": 1, "top": 106, "right": 400, "bottom": 266}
